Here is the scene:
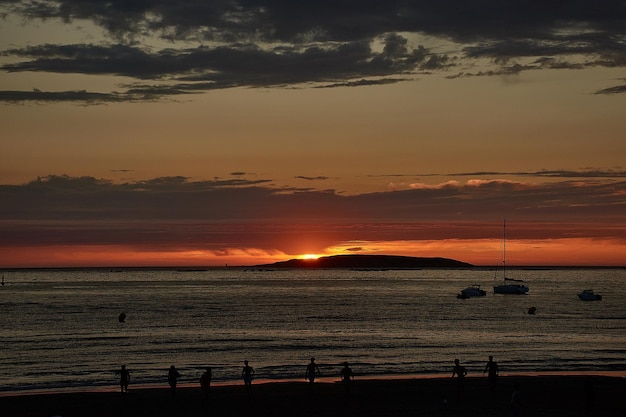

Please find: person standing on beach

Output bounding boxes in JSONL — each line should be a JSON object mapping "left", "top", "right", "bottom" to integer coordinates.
{"left": 305, "top": 357, "right": 321, "bottom": 384}
{"left": 340, "top": 362, "right": 354, "bottom": 398}
{"left": 242, "top": 360, "right": 255, "bottom": 393}
{"left": 451, "top": 359, "right": 467, "bottom": 403}
{"left": 483, "top": 355, "right": 499, "bottom": 394}
{"left": 200, "top": 367, "right": 212, "bottom": 403}
{"left": 168, "top": 365, "right": 181, "bottom": 397}
{"left": 116, "top": 365, "right": 130, "bottom": 393}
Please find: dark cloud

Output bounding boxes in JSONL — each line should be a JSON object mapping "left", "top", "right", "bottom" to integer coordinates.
{"left": 373, "top": 169, "right": 626, "bottom": 179}
{"left": 1, "top": 174, "right": 625, "bottom": 253}
{"left": 528, "top": 169, "right": 626, "bottom": 178}
{"left": 315, "top": 78, "right": 410, "bottom": 89}
{"left": 8, "top": 0, "right": 624, "bottom": 44}
{"left": 295, "top": 176, "right": 330, "bottom": 181}
{"left": 463, "top": 34, "right": 626, "bottom": 63}
{"left": 2, "top": 44, "right": 179, "bottom": 79}
{"left": 453, "top": 169, "right": 626, "bottom": 178}
{"left": 344, "top": 247, "right": 364, "bottom": 252}
{"left": 595, "top": 83, "right": 626, "bottom": 95}
{"left": 0, "top": 40, "right": 435, "bottom": 102}
{"left": 0, "top": 88, "right": 129, "bottom": 103}
{"left": 1, "top": 0, "right": 625, "bottom": 102}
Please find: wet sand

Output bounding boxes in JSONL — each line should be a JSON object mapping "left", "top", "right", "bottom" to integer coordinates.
{"left": 2, "top": 375, "right": 625, "bottom": 417}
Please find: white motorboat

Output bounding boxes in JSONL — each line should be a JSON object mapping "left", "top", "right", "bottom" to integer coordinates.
{"left": 457, "top": 284, "right": 487, "bottom": 298}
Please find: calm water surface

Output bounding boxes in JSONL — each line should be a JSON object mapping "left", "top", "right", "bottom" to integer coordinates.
{"left": 1, "top": 268, "right": 625, "bottom": 392}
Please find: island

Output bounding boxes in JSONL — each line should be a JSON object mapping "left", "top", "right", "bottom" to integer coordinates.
{"left": 257, "top": 254, "right": 473, "bottom": 269}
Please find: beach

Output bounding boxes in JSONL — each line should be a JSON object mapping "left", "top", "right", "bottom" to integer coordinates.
{"left": 2, "top": 375, "right": 625, "bottom": 417}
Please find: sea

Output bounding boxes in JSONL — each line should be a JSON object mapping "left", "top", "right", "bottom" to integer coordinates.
{"left": 1, "top": 267, "right": 625, "bottom": 393}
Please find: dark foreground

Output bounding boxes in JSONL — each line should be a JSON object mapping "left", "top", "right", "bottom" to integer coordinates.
{"left": 2, "top": 375, "right": 625, "bottom": 417}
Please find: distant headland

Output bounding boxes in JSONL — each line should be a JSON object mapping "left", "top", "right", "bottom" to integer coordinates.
{"left": 256, "top": 254, "right": 473, "bottom": 269}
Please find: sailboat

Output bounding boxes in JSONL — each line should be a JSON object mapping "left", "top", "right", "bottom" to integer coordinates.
{"left": 493, "top": 221, "right": 529, "bottom": 295}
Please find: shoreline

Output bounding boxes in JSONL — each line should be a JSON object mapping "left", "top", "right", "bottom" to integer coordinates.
{"left": 2, "top": 374, "right": 625, "bottom": 417}
{"left": 2, "top": 370, "right": 625, "bottom": 397}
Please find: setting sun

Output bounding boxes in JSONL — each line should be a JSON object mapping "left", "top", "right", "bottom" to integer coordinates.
{"left": 301, "top": 254, "right": 321, "bottom": 260}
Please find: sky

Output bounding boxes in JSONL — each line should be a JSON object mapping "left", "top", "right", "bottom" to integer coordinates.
{"left": 1, "top": 1, "right": 626, "bottom": 268}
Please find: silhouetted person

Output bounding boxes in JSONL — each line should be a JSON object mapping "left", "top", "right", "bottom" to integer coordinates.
{"left": 115, "top": 365, "right": 130, "bottom": 393}
{"left": 242, "top": 360, "right": 255, "bottom": 393}
{"left": 483, "top": 355, "right": 499, "bottom": 394}
{"left": 200, "top": 367, "right": 212, "bottom": 403}
{"left": 340, "top": 362, "right": 354, "bottom": 398}
{"left": 451, "top": 359, "right": 467, "bottom": 403}
{"left": 511, "top": 383, "right": 523, "bottom": 416}
{"left": 168, "top": 365, "right": 181, "bottom": 397}
{"left": 305, "top": 358, "right": 321, "bottom": 384}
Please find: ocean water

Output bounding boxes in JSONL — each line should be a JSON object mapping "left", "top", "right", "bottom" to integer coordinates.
{"left": 1, "top": 267, "right": 625, "bottom": 393}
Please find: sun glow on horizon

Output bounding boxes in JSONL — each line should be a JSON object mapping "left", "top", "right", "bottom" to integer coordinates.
{"left": 2, "top": 236, "right": 626, "bottom": 268}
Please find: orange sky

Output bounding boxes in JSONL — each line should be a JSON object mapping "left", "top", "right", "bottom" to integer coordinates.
{"left": 1, "top": 208, "right": 625, "bottom": 267}
{"left": 1, "top": 237, "right": 624, "bottom": 268}
{"left": 1, "top": 2, "right": 626, "bottom": 268}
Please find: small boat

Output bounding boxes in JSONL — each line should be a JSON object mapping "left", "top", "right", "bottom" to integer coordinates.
{"left": 457, "top": 284, "right": 487, "bottom": 299}
{"left": 578, "top": 289, "right": 602, "bottom": 301}
{"left": 493, "top": 221, "right": 529, "bottom": 295}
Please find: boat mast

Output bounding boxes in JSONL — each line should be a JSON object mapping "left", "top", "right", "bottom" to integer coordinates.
{"left": 503, "top": 219, "right": 506, "bottom": 278}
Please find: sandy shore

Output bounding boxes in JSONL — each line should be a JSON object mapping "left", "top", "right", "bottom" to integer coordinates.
{"left": 2, "top": 375, "right": 625, "bottom": 417}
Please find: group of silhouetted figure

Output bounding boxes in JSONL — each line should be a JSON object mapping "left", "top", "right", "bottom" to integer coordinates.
{"left": 450, "top": 356, "right": 526, "bottom": 416}
{"left": 115, "top": 361, "right": 213, "bottom": 401}
{"left": 116, "top": 355, "right": 537, "bottom": 416}
{"left": 451, "top": 356, "right": 499, "bottom": 402}
{"left": 115, "top": 358, "right": 355, "bottom": 399}
{"left": 451, "top": 356, "right": 499, "bottom": 392}
{"left": 305, "top": 358, "right": 354, "bottom": 396}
